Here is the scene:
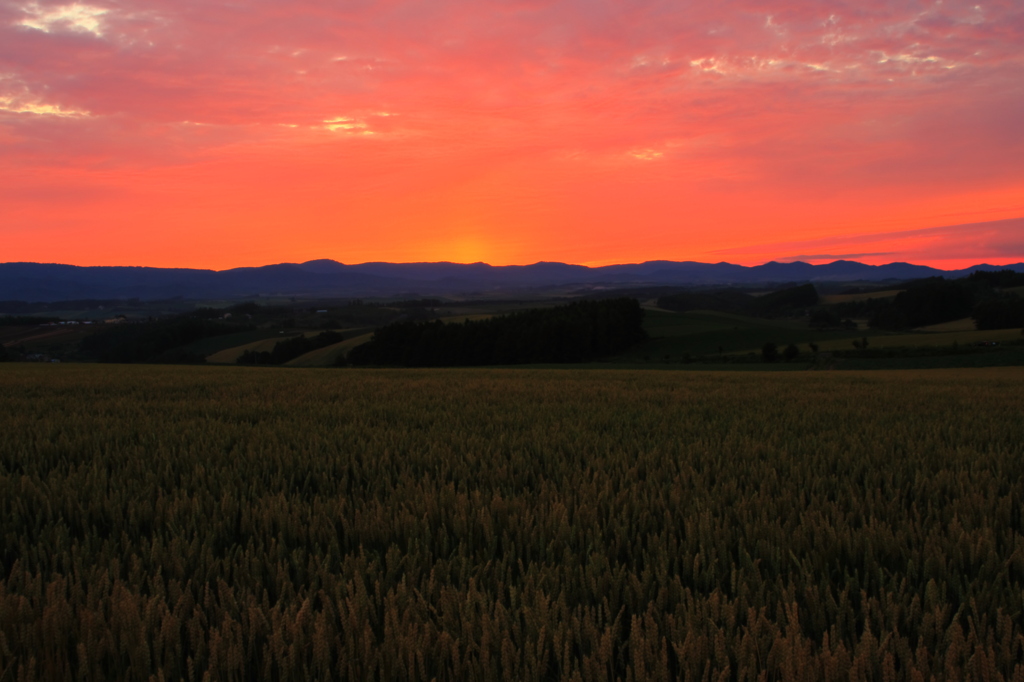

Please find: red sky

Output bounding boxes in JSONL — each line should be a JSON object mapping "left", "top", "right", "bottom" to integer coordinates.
{"left": 1, "top": 0, "right": 1022, "bottom": 270}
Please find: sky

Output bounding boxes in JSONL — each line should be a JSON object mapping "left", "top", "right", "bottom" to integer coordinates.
{"left": 1, "top": 0, "right": 1022, "bottom": 270}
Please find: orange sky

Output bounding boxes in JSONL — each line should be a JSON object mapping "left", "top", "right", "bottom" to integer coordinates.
{"left": 1, "top": 0, "right": 1023, "bottom": 270}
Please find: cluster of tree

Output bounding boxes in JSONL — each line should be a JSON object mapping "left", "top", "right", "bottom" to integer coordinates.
{"left": 760, "top": 341, "right": 802, "bottom": 362}
{"left": 79, "top": 317, "right": 247, "bottom": 363}
{"left": 349, "top": 298, "right": 647, "bottom": 366}
{"left": 808, "top": 309, "right": 857, "bottom": 329}
{"left": 653, "top": 271, "right": 1022, "bottom": 332}
{"left": 870, "top": 278, "right": 976, "bottom": 329}
{"left": 0, "top": 344, "right": 9, "bottom": 362}
{"left": 860, "top": 272, "right": 1024, "bottom": 330}
{"left": 828, "top": 296, "right": 895, "bottom": 323}
{"left": 186, "top": 300, "right": 399, "bottom": 329}
{"left": 658, "top": 283, "right": 818, "bottom": 318}
{"left": 969, "top": 269, "right": 1024, "bottom": 289}
{"left": 655, "top": 289, "right": 753, "bottom": 315}
{"left": 237, "top": 330, "right": 344, "bottom": 365}
{"left": 973, "top": 296, "right": 1024, "bottom": 330}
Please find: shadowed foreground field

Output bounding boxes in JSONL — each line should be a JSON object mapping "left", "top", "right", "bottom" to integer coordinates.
{"left": 2, "top": 365, "right": 1024, "bottom": 680}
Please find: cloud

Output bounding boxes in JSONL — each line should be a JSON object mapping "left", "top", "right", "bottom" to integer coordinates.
{"left": 0, "top": 0, "right": 1022, "bottom": 266}
{"left": 15, "top": 2, "right": 108, "bottom": 37}
{"left": 0, "top": 93, "right": 89, "bottom": 116}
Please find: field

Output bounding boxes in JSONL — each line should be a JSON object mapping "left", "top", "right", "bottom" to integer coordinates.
{"left": 2, "top": 364, "right": 1024, "bottom": 680}
{"left": 205, "top": 335, "right": 300, "bottom": 364}
{"left": 283, "top": 334, "right": 371, "bottom": 367}
{"left": 617, "top": 309, "right": 1023, "bottom": 369}
{"left": 814, "top": 327, "right": 1024, "bottom": 351}
{"left": 618, "top": 310, "right": 876, "bottom": 362}
{"left": 206, "top": 330, "right": 371, "bottom": 366}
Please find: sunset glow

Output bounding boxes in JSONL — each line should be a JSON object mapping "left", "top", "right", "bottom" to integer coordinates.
{"left": 1, "top": 0, "right": 1022, "bottom": 269}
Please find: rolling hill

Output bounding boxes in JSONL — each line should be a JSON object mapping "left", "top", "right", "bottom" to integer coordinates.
{"left": 3, "top": 259, "right": 1023, "bottom": 302}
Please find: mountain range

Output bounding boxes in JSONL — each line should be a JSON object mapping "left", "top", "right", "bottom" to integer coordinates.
{"left": 2, "top": 259, "right": 1023, "bottom": 302}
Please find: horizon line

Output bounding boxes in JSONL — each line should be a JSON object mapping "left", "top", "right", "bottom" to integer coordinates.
{"left": 3, "top": 257, "right": 1024, "bottom": 272}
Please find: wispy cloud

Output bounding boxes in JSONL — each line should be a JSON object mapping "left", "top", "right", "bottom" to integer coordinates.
{"left": 15, "top": 2, "right": 109, "bottom": 37}
{"left": 781, "top": 253, "right": 896, "bottom": 262}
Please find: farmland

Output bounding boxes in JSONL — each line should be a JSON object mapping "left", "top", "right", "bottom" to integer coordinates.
{"left": 4, "top": 268, "right": 1024, "bottom": 369}
{"left": 2, "top": 364, "right": 1024, "bottom": 680}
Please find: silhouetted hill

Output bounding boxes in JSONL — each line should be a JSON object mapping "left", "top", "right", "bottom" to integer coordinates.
{"left": 1, "top": 259, "right": 1022, "bottom": 302}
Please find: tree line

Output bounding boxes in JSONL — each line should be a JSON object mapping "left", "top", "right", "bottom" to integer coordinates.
{"left": 657, "top": 283, "right": 819, "bottom": 317}
{"left": 845, "top": 272, "right": 1024, "bottom": 330}
{"left": 657, "top": 271, "right": 1024, "bottom": 331}
{"left": 79, "top": 318, "right": 246, "bottom": 363}
{"left": 349, "top": 298, "right": 647, "bottom": 366}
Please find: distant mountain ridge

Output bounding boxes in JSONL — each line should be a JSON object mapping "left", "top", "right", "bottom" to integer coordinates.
{"left": 1, "top": 259, "right": 1022, "bottom": 302}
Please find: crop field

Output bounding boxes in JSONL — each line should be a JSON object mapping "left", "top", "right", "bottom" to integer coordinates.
{"left": 283, "top": 335, "right": 374, "bottom": 368}
{"left": 207, "top": 330, "right": 375, "bottom": 367}
{"left": 814, "top": 327, "right": 1024, "bottom": 352}
{"left": 2, "top": 364, "right": 1024, "bottom": 680}
{"left": 205, "top": 335, "right": 300, "bottom": 364}
{"left": 185, "top": 330, "right": 298, "bottom": 360}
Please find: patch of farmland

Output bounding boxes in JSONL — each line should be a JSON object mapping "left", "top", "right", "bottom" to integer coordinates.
{"left": 816, "top": 326, "right": 1023, "bottom": 350}
{"left": 915, "top": 317, "right": 977, "bottom": 332}
{"left": 0, "top": 324, "right": 86, "bottom": 347}
{"left": 205, "top": 332, "right": 304, "bottom": 364}
{"left": 279, "top": 327, "right": 375, "bottom": 367}
{"left": 284, "top": 331, "right": 374, "bottom": 367}
{"left": 183, "top": 328, "right": 296, "bottom": 358}
{"left": 284, "top": 342, "right": 346, "bottom": 367}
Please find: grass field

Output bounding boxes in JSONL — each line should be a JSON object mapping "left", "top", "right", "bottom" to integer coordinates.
{"left": 2, "top": 364, "right": 1023, "bottom": 680}
{"left": 623, "top": 309, "right": 879, "bottom": 362}
{"left": 815, "top": 326, "right": 1024, "bottom": 351}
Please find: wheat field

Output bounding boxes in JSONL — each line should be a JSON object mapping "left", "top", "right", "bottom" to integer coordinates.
{"left": 2, "top": 364, "right": 1023, "bottom": 680}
